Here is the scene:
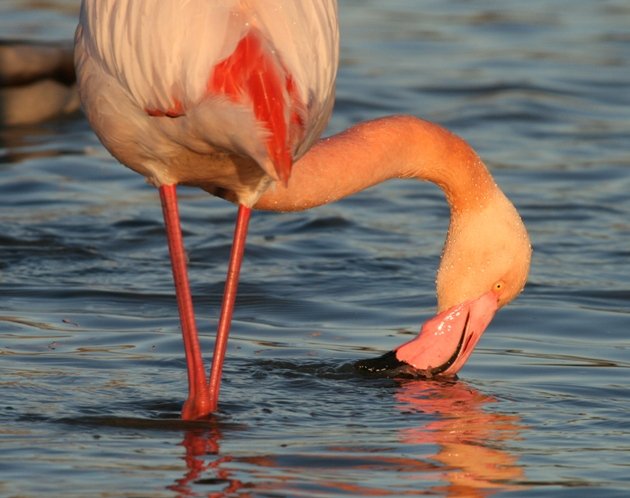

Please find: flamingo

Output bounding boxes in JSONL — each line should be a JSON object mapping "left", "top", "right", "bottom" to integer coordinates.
{"left": 74, "top": 0, "right": 531, "bottom": 420}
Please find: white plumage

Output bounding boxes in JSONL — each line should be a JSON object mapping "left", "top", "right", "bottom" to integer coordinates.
{"left": 75, "top": 0, "right": 339, "bottom": 205}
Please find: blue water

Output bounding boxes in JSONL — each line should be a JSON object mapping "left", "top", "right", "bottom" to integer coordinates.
{"left": 1, "top": 1, "right": 629, "bottom": 496}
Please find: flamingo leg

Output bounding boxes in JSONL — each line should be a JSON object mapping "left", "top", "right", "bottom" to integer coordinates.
{"left": 207, "top": 204, "right": 252, "bottom": 412}
{"left": 159, "top": 185, "right": 210, "bottom": 419}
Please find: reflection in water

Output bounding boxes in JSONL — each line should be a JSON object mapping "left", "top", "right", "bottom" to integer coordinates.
{"left": 0, "top": 117, "right": 85, "bottom": 169}
{"left": 395, "top": 380, "right": 524, "bottom": 497}
{"left": 169, "top": 380, "right": 524, "bottom": 496}
{"left": 168, "top": 426, "right": 246, "bottom": 497}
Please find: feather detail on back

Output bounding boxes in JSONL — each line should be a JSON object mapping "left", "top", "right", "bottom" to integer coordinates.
{"left": 209, "top": 29, "right": 300, "bottom": 184}
{"left": 75, "top": 0, "right": 338, "bottom": 201}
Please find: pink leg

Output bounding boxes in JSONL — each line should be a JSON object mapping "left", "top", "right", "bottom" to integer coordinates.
{"left": 159, "top": 185, "right": 211, "bottom": 419}
{"left": 207, "top": 204, "right": 252, "bottom": 412}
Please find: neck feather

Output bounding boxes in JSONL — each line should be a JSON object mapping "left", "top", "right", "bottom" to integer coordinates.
{"left": 255, "top": 115, "right": 530, "bottom": 315}
{"left": 255, "top": 115, "right": 498, "bottom": 213}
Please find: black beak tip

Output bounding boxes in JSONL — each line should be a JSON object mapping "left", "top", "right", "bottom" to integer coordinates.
{"left": 354, "top": 350, "right": 460, "bottom": 380}
{"left": 354, "top": 350, "right": 418, "bottom": 378}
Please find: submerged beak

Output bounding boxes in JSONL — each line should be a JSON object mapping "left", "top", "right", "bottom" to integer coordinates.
{"left": 355, "top": 290, "right": 499, "bottom": 378}
{"left": 396, "top": 290, "right": 499, "bottom": 376}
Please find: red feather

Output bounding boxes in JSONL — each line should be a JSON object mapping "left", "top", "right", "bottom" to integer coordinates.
{"left": 209, "top": 30, "right": 302, "bottom": 185}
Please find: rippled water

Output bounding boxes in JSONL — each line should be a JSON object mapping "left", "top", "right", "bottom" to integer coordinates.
{"left": 1, "top": 1, "right": 629, "bottom": 497}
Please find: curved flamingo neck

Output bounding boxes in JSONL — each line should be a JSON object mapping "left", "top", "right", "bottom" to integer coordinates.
{"left": 255, "top": 115, "right": 531, "bottom": 314}
{"left": 255, "top": 115, "right": 498, "bottom": 214}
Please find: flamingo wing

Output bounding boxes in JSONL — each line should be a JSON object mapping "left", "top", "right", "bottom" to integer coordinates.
{"left": 76, "top": 0, "right": 338, "bottom": 191}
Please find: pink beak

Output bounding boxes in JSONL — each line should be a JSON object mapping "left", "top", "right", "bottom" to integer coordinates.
{"left": 355, "top": 290, "right": 499, "bottom": 378}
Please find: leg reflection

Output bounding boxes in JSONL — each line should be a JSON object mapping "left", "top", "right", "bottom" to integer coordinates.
{"left": 168, "top": 427, "right": 245, "bottom": 497}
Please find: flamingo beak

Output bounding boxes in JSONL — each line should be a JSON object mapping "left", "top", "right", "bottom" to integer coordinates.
{"left": 355, "top": 290, "right": 499, "bottom": 378}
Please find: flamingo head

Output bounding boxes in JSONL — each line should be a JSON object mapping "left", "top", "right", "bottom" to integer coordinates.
{"left": 356, "top": 189, "right": 531, "bottom": 378}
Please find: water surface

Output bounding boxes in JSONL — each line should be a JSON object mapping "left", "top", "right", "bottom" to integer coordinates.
{"left": 1, "top": 1, "right": 629, "bottom": 496}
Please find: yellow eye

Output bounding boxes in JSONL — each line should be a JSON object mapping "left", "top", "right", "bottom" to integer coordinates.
{"left": 494, "top": 281, "right": 504, "bottom": 292}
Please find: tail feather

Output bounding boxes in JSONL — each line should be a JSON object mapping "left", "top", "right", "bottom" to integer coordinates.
{"left": 208, "top": 30, "right": 301, "bottom": 185}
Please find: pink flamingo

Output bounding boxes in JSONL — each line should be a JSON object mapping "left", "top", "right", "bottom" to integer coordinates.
{"left": 75, "top": 0, "right": 531, "bottom": 420}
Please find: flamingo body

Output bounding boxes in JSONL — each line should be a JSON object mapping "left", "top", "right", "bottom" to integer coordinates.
{"left": 75, "top": 0, "right": 338, "bottom": 205}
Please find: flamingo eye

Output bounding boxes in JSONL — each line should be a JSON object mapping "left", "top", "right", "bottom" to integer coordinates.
{"left": 494, "top": 281, "right": 505, "bottom": 292}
